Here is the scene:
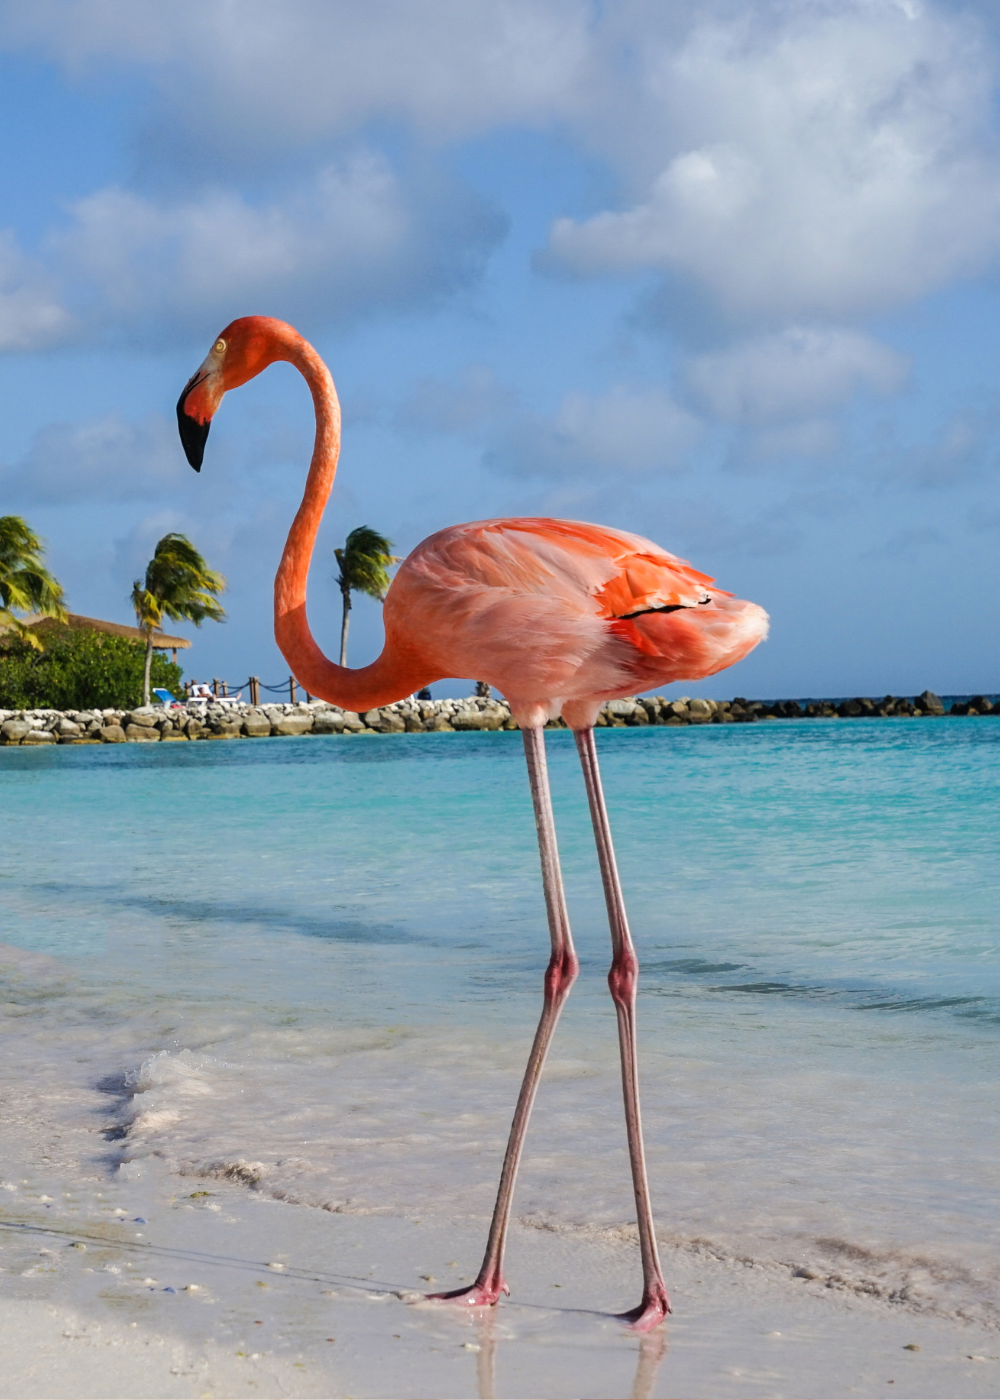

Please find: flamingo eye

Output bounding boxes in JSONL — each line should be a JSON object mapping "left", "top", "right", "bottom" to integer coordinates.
{"left": 214, "top": 339, "right": 227, "bottom": 354}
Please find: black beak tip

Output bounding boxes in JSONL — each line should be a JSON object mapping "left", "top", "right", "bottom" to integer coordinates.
{"left": 177, "top": 390, "right": 209, "bottom": 472}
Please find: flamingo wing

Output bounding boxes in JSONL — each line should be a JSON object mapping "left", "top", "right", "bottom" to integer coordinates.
{"left": 384, "top": 517, "right": 765, "bottom": 715}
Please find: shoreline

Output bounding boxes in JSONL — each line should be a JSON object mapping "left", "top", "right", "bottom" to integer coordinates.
{"left": 3, "top": 1163, "right": 998, "bottom": 1400}
{"left": 1, "top": 688, "right": 997, "bottom": 746}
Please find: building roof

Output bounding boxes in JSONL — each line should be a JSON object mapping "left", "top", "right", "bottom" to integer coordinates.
{"left": 2, "top": 612, "right": 192, "bottom": 649}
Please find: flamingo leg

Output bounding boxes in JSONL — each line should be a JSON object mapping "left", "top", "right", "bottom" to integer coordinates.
{"left": 574, "top": 726, "right": 670, "bottom": 1331}
{"left": 428, "top": 725, "right": 578, "bottom": 1308}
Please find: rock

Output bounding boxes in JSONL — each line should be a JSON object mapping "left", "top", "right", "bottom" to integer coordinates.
{"left": 970, "top": 695, "right": 992, "bottom": 715}
{"left": 125, "top": 724, "right": 160, "bottom": 742}
{"left": 428, "top": 717, "right": 455, "bottom": 731}
{"left": 22, "top": 730, "right": 57, "bottom": 744}
{"left": 124, "top": 711, "right": 159, "bottom": 728}
{"left": 185, "top": 717, "right": 204, "bottom": 739}
{"left": 242, "top": 711, "right": 273, "bottom": 737}
{"left": 312, "top": 711, "right": 346, "bottom": 734}
{"left": 687, "top": 698, "right": 712, "bottom": 723}
{"left": 451, "top": 710, "right": 489, "bottom": 730}
{"left": 161, "top": 730, "right": 188, "bottom": 741}
{"left": 99, "top": 724, "right": 126, "bottom": 743}
{"left": 915, "top": 690, "right": 944, "bottom": 716}
{"left": 57, "top": 719, "right": 81, "bottom": 736}
{"left": 838, "top": 699, "right": 863, "bottom": 717}
{"left": 271, "top": 713, "right": 314, "bottom": 736}
{"left": 340, "top": 713, "right": 366, "bottom": 733}
{"left": 1, "top": 719, "right": 30, "bottom": 744}
{"left": 377, "top": 710, "right": 406, "bottom": 733}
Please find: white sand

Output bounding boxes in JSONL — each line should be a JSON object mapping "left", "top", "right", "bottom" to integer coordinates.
{"left": 2, "top": 1162, "right": 998, "bottom": 1400}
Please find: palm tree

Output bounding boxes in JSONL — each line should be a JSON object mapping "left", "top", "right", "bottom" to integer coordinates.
{"left": 132, "top": 534, "right": 225, "bottom": 705}
{"left": 0, "top": 515, "right": 66, "bottom": 648}
{"left": 334, "top": 526, "right": 398, "bottom": 667}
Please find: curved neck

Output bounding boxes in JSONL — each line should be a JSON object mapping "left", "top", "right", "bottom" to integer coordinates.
{"left": 272, "top": 333, "right": 424, "bottom": 710}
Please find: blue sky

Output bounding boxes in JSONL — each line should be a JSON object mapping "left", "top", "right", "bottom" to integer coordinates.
{"left": 2, "top": 0, "right": 999, "bottom": 700}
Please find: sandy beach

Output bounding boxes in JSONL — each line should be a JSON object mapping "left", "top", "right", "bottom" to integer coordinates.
{"left": 3, "top": 1156, "right": 999, "bottom": 1400}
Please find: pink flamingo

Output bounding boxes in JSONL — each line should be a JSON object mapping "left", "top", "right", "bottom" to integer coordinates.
{"left": 177, "top": 317, "right": 768, "bottom": 1331}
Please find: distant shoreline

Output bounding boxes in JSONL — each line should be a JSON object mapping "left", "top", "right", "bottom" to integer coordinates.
{"left": 1, "top": 688, "right": 997, "bottom": 745}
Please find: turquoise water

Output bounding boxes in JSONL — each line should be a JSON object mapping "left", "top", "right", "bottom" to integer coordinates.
{"left": 1, "top": 721, "right": 998, "bottom": 1322}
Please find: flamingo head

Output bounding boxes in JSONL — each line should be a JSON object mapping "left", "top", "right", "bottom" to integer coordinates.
{"left": 177, "top": 315, "right": 291, "bottom": 470}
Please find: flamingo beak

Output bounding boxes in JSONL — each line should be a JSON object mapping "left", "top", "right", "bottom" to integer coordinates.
{"left": 177, "top": 373, "right": 211, "bottom": 471}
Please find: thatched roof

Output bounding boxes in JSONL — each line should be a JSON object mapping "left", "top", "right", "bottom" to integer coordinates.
{"left": 2, "top": 612, "right": 191, "bottom": 649}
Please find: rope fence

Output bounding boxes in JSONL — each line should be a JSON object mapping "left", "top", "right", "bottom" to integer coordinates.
{"left": 182, "top": 675, "right": 314, "bottom": 706}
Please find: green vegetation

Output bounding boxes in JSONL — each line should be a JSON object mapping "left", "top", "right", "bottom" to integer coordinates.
{"left": 0, "top": 627, "right": 183, "bottom": 711}
{"left": 0, "top": 515, "right": 66, "bottom": 649}
{"left": 334, "top": 525, "right": 397, "bottom": 666}
{"left": 132, "top": 533, "right": 225, "bottom": 705}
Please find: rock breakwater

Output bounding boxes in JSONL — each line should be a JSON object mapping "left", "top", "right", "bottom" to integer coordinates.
{"left": 0, "top": 689, "right": 994, "bottom": 745}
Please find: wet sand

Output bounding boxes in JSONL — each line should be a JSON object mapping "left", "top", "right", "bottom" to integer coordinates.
{"left": 2, "top": 1157, "right": 998, "bottom": 1400}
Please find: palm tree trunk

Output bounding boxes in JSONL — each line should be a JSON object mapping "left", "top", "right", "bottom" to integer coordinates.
{"left": 143, "top": 632, "right": 154, "bottom": 705}
{"left": 339, "top": 587, "right": 351, "bottom": 667}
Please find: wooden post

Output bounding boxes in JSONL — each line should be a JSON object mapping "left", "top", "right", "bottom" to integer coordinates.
{"left": 212, "top": 678, "right": 219, "bottom": 697}
{"left": 249, "top": 676, "right": 260, "bottom": 706}
{"left": 172, "top": 648, "right": 178, "bottom": 666}
{"left": 305, "top": 691, "right": 312, "bottom": 704}
{"left": 289, "top": 676, "right": 297, "bottom": 704}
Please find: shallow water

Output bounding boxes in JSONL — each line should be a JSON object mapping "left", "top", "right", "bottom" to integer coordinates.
{"left": 1, "top": 720, "right": 998, "bottom": 1327}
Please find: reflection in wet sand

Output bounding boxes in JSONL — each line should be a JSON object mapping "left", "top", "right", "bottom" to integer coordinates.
{"left": 475, "top": 1310, "right": 497, "bottom": 1400}
{"left": 470, "top": 1309, "right": 667, "bottom": 1400}
{"left": 631, "top": 1325, "right": 668, "bottom": 1399}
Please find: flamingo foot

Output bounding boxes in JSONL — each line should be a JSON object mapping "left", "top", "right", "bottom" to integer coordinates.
{"left": 618, "top": 1284, "right": 671, "bottom": 1332}
{"left": 424, "top": 1273, "right": 509, "bottom": 1309}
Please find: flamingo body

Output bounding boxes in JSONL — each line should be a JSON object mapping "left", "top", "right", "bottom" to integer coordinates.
{"left": 387, "top": 516, "right": 767, "bottom": 728}
{"left": 177, "top": 317, "right": 768, "bottom": 1332}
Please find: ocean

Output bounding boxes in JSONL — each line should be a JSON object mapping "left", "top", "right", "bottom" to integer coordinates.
{"left": 1, "top": 719, "right": 998, "bottom": 1333}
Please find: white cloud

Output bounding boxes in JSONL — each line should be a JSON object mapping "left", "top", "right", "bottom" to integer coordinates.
{"left": 887, "top": 401, "right": 1000, "bottom": 487}
{"left": 743, "top": 419, "right": 842, "bottom": 465}
{"left": 686, "top": 328, "right": 907, "bottom": 424}
{"left": 3, "top": 0, "right": 1000, "bottom": 356}
{"left": 395, "top": 366, "right": 516, "bottom": 436}
{"left": 486, "top": 384, "right": 702, "bottom": 478}
{"left": 0, "top": 231, "right": 74, "bottom": 352}
{"left": 547, "top": 1, "right": 1000, "bottom": 320}
{"left": 0, "top": 413, "right": 182, "bottom": 503}
{"left": 0, "top": 0, "right": 592, "bottom": 153}
{"left": 54, "top": 152, "right": 502, "bottom": 341}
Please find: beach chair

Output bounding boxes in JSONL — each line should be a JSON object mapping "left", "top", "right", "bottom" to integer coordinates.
{"left": 184, "top": 683, "right": 243, "bottom": 708}
{"left": 153, "top": 688, "right": 185, "bottom": 709}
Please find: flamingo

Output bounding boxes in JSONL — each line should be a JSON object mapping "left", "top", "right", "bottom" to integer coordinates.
{"left": 177, "top": 316, "right": 768, "bottom": 1331}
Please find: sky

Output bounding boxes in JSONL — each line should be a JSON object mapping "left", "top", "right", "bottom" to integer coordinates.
{"left": 1, "top": 0, "right": 1000, "bottom": 701}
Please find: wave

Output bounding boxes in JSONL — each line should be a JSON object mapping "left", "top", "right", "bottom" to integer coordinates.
{"left": 640, "top": 958, "right": 1000, "bottom": 1029}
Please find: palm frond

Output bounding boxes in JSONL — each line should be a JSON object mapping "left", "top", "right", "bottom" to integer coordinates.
{"left": 335, "top": 526, "right": 398, "bottom": 602}
{"left": 135, "top": 533, "right": 227, "bottom": 629}
{"left": 0, "top": 515, "right": 66, "bottom": 631}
